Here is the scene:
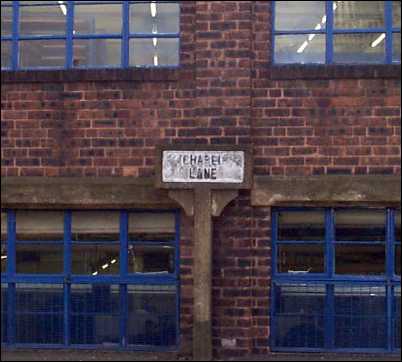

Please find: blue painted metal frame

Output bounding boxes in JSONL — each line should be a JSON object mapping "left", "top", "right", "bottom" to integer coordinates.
{"left": 1, "top": 208, "right": 181, "bottom": 351}
{"left": 0, "top": 1, "right": 181, "bottom": 70}
{"left": 271, "top": 207, "right": 401, "bottom": 353}
{"left": 273, "top": 1, "right": 401, "bottom": 65}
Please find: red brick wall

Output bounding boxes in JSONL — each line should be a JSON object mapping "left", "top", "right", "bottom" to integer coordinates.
{"left": 1, "top": 1, "right": 401, "bottom": 359}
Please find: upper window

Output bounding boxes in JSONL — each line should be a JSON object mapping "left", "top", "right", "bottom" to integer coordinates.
{"left": 0, "top": 1, "right": 180, "bottom": 70}
{"left": 274, "top": 1, "right": 401, "bottom": 64}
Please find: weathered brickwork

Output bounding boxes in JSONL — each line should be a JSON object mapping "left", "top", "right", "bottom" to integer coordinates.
{"left": 1, "top": 1, "right": 401, "bottom": 359}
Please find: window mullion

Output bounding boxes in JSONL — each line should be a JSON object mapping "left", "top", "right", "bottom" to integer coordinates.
{"left": 385, "top": 1, "right": 394, "bottom": 64}
{"left": 122, "top": 1, "right": 130, "bottom": 68}
{"left": 66, "top": 1, "right": 74, "bottom": 69}
{"left": 12, "top": 1, "right": 19, "bottom": 70}
{"left": 326, "top": 1, "right": 334, "bottom": 64}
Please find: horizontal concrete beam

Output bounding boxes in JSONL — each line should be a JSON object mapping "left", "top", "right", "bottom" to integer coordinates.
{"left": 252, "top": 175, "right": 401, "bottom": 207}
{"left": 1, "top": 177, "right": 176, "bottom": 209}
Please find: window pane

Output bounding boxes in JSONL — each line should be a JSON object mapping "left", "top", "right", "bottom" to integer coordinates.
{"left": 396, "top": 245, "right": 401, "bottom": 276}
{"left": 72, "top": 211, "right": 119, "bottom": 242}
{"left": 394, "top": 1, "right": 401, "bottom": 28}
{"left": 74, "top": 4, "right": 122, "bottom": 34}
{"left": 275, "top": 1, "right": 326, "bottom": 31}
{"left": 129, "top": 213, "right": 175, "bottom": 241}
{"left": 72, "top": 243, "right": 120, "bottom": 275}
{"left": 15, "top": 284, "right": 64, "bottom": 344}
{"left": 71, "top": 284, "right": 120, "bottom": 345}
{"left": 0, "top": 6, "right": 12, "bottom": 36}
{"left": 278, "top": 211, "right": 325, "bottom": 241}
{"left": 275, "top": 34, "right": 325, "bottom": 64}
{"left": 16, "top": 211, "right": 64, "bottom": 241}
{"left": 130, "top": 38, "right": 179, "bottom": 67}
{"left": 334, "top": 285, "right": 387, "bottom": 349}
{"left": 130, "top": 2, "right": 180, "bottom": 34}
{"left": 1, "top": 284, "right": 7, "bottom": 344}
{"left": 334, "top": 33, "right": 385, "bottom": 64}
{"left": 19, "top": 5, "right": 66, "bottom": 36}
{"left": 19, "top": 39, "right": 65, "bottom": 68}
{"left": 334, "top": 1, "right": 385, "bottom": 29}
{"left": 0, "top": 41, "right": 11, "bottom": 69}
{"left": 16, "top": 243, "right": 63, "bottom": 274}
{"left": 394, "top": 33, "right": 401, "bottom": 63}
{"left": 1, "top": 212, "right": 6, "bottom": 243}
{"left": 73, "top": 39, "right": 121, "bottom": 67}
{"left": 1, "top": 213, "right": 6, "bottom": 274}
{"left": 273, "top": 284, "right": 325, "bottom": 349}
{"left": 278, "top": 244, "right": 324, "bottom": 274}
{"left": 335, "top": 244, "right": 385, "bottom": 275}
{"left": 395, "top": 286, "right": 401, "bottom": 350}
{"left": 128, "top": 244, "right": 175, "bottom": 274}
{"left": 396, "top": 210, "right": 401, "bottom": 241}
{"left": 128, "top": 285, "right": 177, "bottom": 347}
{"left": 335, "top": 209, "right": 386, "bottom": 241}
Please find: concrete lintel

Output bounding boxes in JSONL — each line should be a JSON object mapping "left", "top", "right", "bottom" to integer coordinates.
{"left": 1, "top": 177, "right": 176, "bottom": 209}
{"left": 252, "top": 175, "right": 401, "bottom": 207}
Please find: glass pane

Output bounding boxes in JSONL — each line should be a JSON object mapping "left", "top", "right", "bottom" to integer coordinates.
{"left": 1, "top": 41, "right": 12, "bottom": 69}
{"left": 70, "top": 284, "right": 120, "bottom": 345}
{"left": 278, "top": 244, "right": 324, "bottom": 274}
{"left": 1, "top": 243, "right": 6, "bottom": 274}
{"left": 1, "top": 212, "right": 6, "bottom": 273}
{"left": 335, "top": 285, "right": 387, "bottom": 349}
{"left": 15, "top": 284, "right": 64, "bottom": 344}
{"left": 128, "top": 285, "right": 177, "bottom": 347}
{"left": 394, "top": 33, "right": 401, "bottom": 63}
{"left": 275, "top": 1, "right": 326, "bottom": 31}
{"left": 16, "top": 211, "right": 64, "bottom": 241}
{"left": 130, "top": 2, "right": 180, "bottom": 34}
{"left": 0, "top": 6, "right": 12, "bottom": 36}
{"left": 278, "top": 211, "right": 325, "bottom": 241}
{"left": 334, "top": 1, "right": 384, "bottom": 29}
{"left": 129, "top": 213, "right": 175, "bottom": 241}
{"left": 275, "top": 34, "right": 325, "bottom": 64}
{"left": 19, "top": 5, "right": 66, "bottom": 36}
{"left": 335, "top": 209, "right": 386, "bottom": 241}
{"left": 334, "top": 33, "right": 385, "bottom": 64}
{"left": 394, "top": 1, "right": 401, "bottom": 28}
{"left": 72, "top": 211, "right": 119, "bottom": 242}
{"left": 335, "top": 244, "right": 385, "bottom": 275}
{"left": 1, "top": 212, "right": 7, "bottom": 242}
{"left": 396, "top": 245, "right": 401, "bottom": 276}
{"left": 74, "top": 4, "right": 122, "bottom": 34}
{"left": 273, "top": 284, "right": 325, "bottom": 349}
{"left": 1, "top": 284, "right": 7, "bottom": 344}
{"left": 130, "top": 38, "right": 179, "bottom": 67}
{"left": 395, "top": 286, "right": 401, "bottom": 350}
{"left": 128, "top": 244, "right": 175, "bottom": 274}
{"left": 73, "top": 39, "right": 121, "bottom": 67}
{"left": 396, "top": 210, "right": 401, "bottom": 241}
{"left": 16, "top": 243, "right": 63, "bottom": 274}
{"left": 20, "top": 39, "right": 65, "bottom": 68}
{"left": 72, "top": 244, "right": 120, "bottom": 275}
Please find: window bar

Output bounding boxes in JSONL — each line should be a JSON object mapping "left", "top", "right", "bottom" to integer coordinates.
{"left": 66, "top": 0, "right": 74, "bottom": 69}
{"left": 63, "top": 211, "right": 72, "bottom": 346}
{"left": 122, "top": 1, "right": 130, "bottom": 68}
{"left": 11, "top": 0, "right": 19, "bottom": 70}
{"left": 326, "top": 1, "right": 334, "bottom": 64}
{"left": 120, "top": 211, "right": 128, "bottom": 348}
{"left": 7, "top": 211, "right": 16, "bottom": 345}
{"left": 385, "top": 1, "right": 394, "bottom": 64}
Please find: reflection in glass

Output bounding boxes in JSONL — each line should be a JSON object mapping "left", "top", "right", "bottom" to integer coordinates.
{"left": 334, "top": 1, "right": 384, "bottom": 29}
{"left": 396, "top": 211, "right": 401, "bottom": 241}
{"left": 278, "top": 211, "right": 325, "bottom": 241}
{"left": 19, "top": 5, "right": 66, "bottom": 36}
{"left": 16, "top": 211, "right": 64, "bottom": 241}
{"left": 1, "top": 244, "right": 7, "bottom": 274}
{"left": 73, "top": 39, "right": 121, "bottom": 67}
{"left": 334, "top": 33, "right": 385, "bottom": 64}
{"left": 15, "top": 284, "right": 64, "bottom": 344}
{"left": 0, "top": 6, "right": 12, "bottom": 36}
{"left": 275, "top": 34, "right": 325, "bottom": 64}
{"left": 128, "top": 245, "right": 175, "bottom": 274}
{"left": 70, "top": 284, "right": 120, "bottom": 345}
{"left": 335, "top": 209, "right": 386, "bottom": 241}
{"left": 394, "top": 286, "right": 401, "bottom": 349}
{"left": 74, "top": 4, "right": 122, "bottom": 34}
{"left": 128, "top": 285, "right": 177, "bottom": 347}
{"left": 1, "top": 212, "right": 7, "bottom": 242}
{"left": 130, "top": 2, "right": 180, "bottom": 34}
{"left": 129, "top": 213, "right": 176, "bottom": 241}
{"left": 274, "top": 284, "right": 325, "bottom": 349}
{"left": 130, "top": 38, "right": 179, "bottom": 67}
{"left": 72, "top": 211, "right": 120, "bottom": 242}
{"left": 396, "top": 245, "right": 401, "bottom": 276}
{"left": 334, "top": 285, "right": 387, "bottom": 349}
{"left": 335, "top": 244, "right": 385, "bottom": 275}
{"left": 275, "top": 1, "right": 326, "bottom": 31}
{"left": 72, "top": 244, "right": 120, "bottom": 275}
{"left": 394, "top": 1, "right": 401, "bottom": 28}
{"left": 1, "top": 284, "right": 7, "bottom": 344}
{"left": 16, "top": 243, "right": 63, "bottom": 274}
{"left": 278, "top": 244, "right": 324, "bottom": 274}
{"left": 394, "top": 33, "right": 401, "bottom": 63}
{"left": 19, "top": 39, "right": 66, "bottom": 68}
{"left": 1, "top": 41, "right": 12, "bottom": 69}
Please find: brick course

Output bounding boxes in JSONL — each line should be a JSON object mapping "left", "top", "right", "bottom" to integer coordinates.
{"left": 1, "top": 1, "right": 401, "bottom": 359}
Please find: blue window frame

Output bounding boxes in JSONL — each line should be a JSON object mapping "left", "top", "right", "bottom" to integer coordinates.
{"left": 0, "top": 1, "right": 180, "bottom": 70}
{"left": 271, "top": 207, "right": 401, "bottom": 352}
{"left": 273, "top": 1, "right": 401, "bottom": 64}
{"left": 1, "top": 209, "right": 181, "bottom": 350}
